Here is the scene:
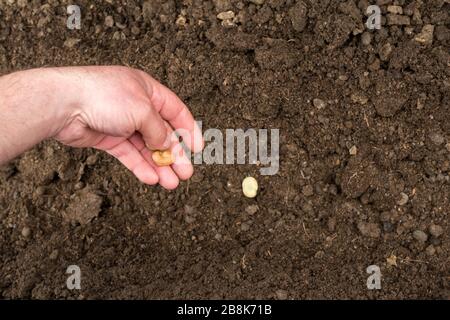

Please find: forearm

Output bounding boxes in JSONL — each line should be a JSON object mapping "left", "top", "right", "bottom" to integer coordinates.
{"left": 0, "top": 68, "right": 75, "bottom": 164}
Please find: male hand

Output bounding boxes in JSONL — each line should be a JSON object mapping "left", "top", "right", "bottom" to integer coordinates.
{"left": 0, "top": 66, "right": 203, "bottom": 190}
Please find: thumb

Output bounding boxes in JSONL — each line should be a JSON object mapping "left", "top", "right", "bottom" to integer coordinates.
{"left": 135, "top": 102, "right": 171, "bottom": 150}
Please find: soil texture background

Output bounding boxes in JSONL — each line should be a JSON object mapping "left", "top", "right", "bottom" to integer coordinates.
{"left": 0, "top": 0, "right": 449, "bottom": 299}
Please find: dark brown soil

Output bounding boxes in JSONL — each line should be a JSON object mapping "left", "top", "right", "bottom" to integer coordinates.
{"left": 0, "top": 0, "right": 449, "bottom": 299}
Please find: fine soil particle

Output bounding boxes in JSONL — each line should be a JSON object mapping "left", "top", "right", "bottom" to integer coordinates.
{"left": 0, "top": 0, "right": 449, "bottom": 299}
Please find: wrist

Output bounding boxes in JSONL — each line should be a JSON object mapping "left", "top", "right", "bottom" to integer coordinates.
{"left": 23, "top": 68, "right": 83, "bottom": 138}
{"left": 0, "top": 68, "right": 82, "bottom": 163}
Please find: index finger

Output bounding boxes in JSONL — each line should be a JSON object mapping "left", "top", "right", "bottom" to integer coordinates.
{"left": 141, "top": 73, "right": 204, "bottom": 153}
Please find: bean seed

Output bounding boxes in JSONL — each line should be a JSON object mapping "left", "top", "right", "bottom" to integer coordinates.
{"left": 242, "top": 177, "right": 258, "bottom": 198}
{"left": 152, "top": 150, "right": 174, "bottom": 166}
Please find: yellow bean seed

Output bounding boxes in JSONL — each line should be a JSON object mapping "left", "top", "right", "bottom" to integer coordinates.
{"left": 152, "top": 150, "right": 175, "bottom": 167}
{"left": 242, "top": 177, "right": 258, "bottom": 198}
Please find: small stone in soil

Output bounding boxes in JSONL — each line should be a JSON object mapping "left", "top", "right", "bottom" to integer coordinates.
{"left": 86, "top": 154, "right": 98, "bottom": 166}
{"left": 275, "top": 289, "right": 288, "bottom": 300}
{"left": 327, "top": 216, "right": 336, "bottom": 232}
{"left": 435, "top": 25, "right": 449, "bottom": 42}
{"left": 148, "top": 216, "right": 157, "bottom": 226}
{"left": 357, "top": 221, "right": 381, "bottom": 238}
{"left": 63, "top": 38, "right": 81, "bottom": 48}
{"left": 74, "top": 181, "right": 85, "bottom": 190}
{"left": 387, "top": 14, "right": 410, "bottom": 26}
{"left": 21, "top": 226, "right": 31, "bottom": 238}
{"left": 429, "top": 132, "right": 444, "bottom": 146}
{"left": 379, "top": 43, "right": 392, "bottom": 61}
{"left": 386, "top": 254, "right": 397, "bottom": 267}
{"left": 412, "top": 230, "right": 428, "bottom": 242}
{"left": 49, "top": 249, "right": 59, "bottom": 260}
{"left": 217, "top": 11, "right": 235, "bottom": 20}
{"left": 184, "top": 205, "right": 195, "bottom": 215}
{"left": 176, "top": 16, "right": 187, "bottom": 26}
{"left": 313, "top": 98, "right": 326, "bottom": 109}
{"left": 104, "top": 15, "right": 114, "bottom": 28}
{"left": 328, "top": 184, "right": 338, "bottom": 196}
{"left": 425, "top": 245, "right": 436, "bottom": 256}
{"left": 131, "top": 26, "right": 140, "bottom": 35}
{"left": 415, "top": 24, "right": 434, "bottom": 45}
{"left": 397, "top": 192, "right": 409, "bottom": 206}
{"left": 387, "top": 5, "right": 403, "bottom": 15}
{"left": 288, "top": 1, "right": 308, "bottom": 32}
{"left": 302, "top": 185, "right": 314, "bottom": 197}
{"left": 184, "top": 215, "right": 196, "bottom": 224}
{"left": 428, "top": 224, "right": 443, "bottom": 238}
{"left": 351, "top": 93, "right": 369, "bottom": 105}
{"left": 431, "top": 237, "right": 441, "bottom": 246}
{"left": 35, "top": 186, "right": 46, "bottom": 196}
{"left": 245, "top": 204, "right": 259, "bottom": 215}
{"left": 249, "top": 0, "right": 265, "bottom": 4}
{"left": 361, "top": 32, "right": 371, "bottom": 46}
{"left": 314, "top": 251, "right": 325, "bottom": 259}
{"left": 240, "top": 222, "right": 250, "bottom": 232}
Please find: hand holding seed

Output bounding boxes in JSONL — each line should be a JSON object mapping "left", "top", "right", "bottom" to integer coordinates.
{"left": 48, "top": 66, "right": 204, "bottom": 190}
{"left": 0, "top": 66, "right": 203, "bottom": 190}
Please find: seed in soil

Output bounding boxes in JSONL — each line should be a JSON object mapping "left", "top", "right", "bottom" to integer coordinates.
{"left": 152, "top": 150, "right": 174, "bottom": 167}
{"left": 242, "top": 177, "right": 258, "bottom": 198}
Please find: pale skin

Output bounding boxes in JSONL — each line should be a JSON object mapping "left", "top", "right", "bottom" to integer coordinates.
{"left": 0, "top": 66, "right": 204, "bottom": 190}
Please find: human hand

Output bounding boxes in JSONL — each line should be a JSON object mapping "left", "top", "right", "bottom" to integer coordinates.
{"left": 0, "top": 66, "right": 203, "bottom": 190}
{"left": 56, "top": 66, "right": 204, "bottom": 190}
